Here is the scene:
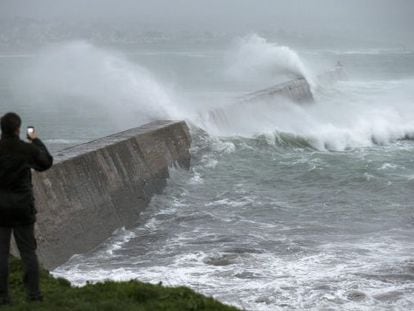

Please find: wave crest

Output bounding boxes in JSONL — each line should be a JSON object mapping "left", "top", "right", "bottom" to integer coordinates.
{"left": 226, "top": 34, "right": 314, "bottom": 88}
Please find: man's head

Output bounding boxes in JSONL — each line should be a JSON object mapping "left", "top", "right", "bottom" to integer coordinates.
{"left": 1, "top": 112, "right": 21, "bottom": 136}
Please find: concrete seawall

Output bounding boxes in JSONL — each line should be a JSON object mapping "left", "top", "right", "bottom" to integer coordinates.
{"left": 26, "top": 120, "right": 191, "bottom": 269}
{"left": 242, "top": 77, "right": 314, "bottom": 104}
{"left": 207, "top": 77, "right": 313, "bottom": 129}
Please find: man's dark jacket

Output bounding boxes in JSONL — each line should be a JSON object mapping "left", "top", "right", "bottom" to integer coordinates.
{"left": 0, "top": 134, "right": 53, "bottom": 227}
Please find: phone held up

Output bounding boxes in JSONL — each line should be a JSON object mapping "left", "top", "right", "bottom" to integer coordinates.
{"left": 27, "top": 126, "right": 35, "bottom": 140}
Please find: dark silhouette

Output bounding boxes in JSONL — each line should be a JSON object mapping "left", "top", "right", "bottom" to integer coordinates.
{"left": 0, "top": 112, "right": 53, "bottom": 305}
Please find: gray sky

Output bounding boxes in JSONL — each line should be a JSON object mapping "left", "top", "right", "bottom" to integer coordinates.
{"left": 0, "top": 0, "right": 413, "bottom": 44}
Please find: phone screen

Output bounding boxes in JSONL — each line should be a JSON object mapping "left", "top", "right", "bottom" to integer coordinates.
{"left": 27, "top": 127, "right": 34, "bottom": 134}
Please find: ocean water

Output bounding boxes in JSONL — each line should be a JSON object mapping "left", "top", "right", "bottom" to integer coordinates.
{"left": 1, "top": 35, "right": 414, "bottom": 310}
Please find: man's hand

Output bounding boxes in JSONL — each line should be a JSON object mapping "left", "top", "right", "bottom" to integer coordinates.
{"left": 27, "top": 129, "right": 39, "bottom": 141}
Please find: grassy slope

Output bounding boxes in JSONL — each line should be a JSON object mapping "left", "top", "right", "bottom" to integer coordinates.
{"left": 3, "top": 257, "right": 240, "bottom": 311}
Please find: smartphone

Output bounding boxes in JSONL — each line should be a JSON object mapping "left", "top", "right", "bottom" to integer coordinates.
{"left": 27, "top": 126, "right": 35, "bottom": 138}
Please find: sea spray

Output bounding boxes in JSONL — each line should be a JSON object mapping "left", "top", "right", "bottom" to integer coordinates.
{"left": 226, "top": 34, "right": 315, "bottom": 89}
{"left": 16, "top": 41, "right": 181, "bottom": 128}
{"left": 202, "top": 79, "right": 414, "bottom": 151}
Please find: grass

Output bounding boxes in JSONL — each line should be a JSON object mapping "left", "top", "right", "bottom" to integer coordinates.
{"left": 3, "top": 257, "right": 240, "bottom": 311}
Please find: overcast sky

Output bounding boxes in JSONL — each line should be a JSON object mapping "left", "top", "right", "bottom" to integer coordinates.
{"left": 0, "top": 0, "right": 413, "bottom": 43}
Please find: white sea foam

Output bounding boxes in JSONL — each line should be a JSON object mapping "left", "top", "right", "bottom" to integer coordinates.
{"left": 378, "top": 163, "right": 398, "bottom": 170}
{"left": 54, "top": 233, "right": 414, "bottom": 310}
{"left": 204, "top": 79, "right": 414, "bottom": 151}
{"left": 102, "top": 227, "right": 137, "bottom": 256}
{"left": 189, "top": 172, "right": 204, "bottom": 185}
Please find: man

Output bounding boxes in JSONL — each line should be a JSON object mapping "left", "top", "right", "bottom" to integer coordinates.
{"left": 0, "top": 112, "right": 53, "bottom": 305}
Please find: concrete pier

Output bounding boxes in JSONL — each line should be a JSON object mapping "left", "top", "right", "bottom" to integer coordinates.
{"left": 207, "top": 77, "right": 313, "bottom": 129}
{"left": 243, "top": 77, "right": 314, "bottom": 103}
{"left": 25, "top": 120, "right": 191, "bottom": 269}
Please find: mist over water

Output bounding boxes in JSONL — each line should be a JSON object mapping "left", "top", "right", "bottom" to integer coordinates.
{"left": 1, "top": 2, "right": 414, "bottom": 309}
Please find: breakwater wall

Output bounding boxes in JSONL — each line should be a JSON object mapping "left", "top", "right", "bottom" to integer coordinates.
{"left": 207, "top": 77, "right": 313, "bottom": 129}
{"left": 242, "top": 77, "right": 314, "bottom": 104}
{"left": 23, "top": 120, "right": 191, "bottom": 269}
